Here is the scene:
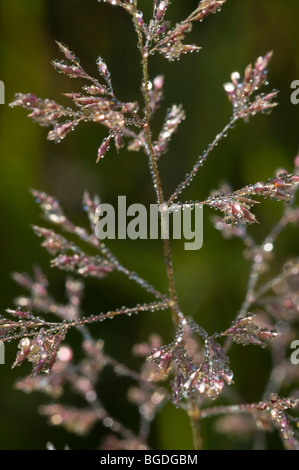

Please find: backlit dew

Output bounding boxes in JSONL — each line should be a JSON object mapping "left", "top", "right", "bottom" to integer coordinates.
{"left": 231, "top": 71, "right": 240, "bottom": 82}
{"left": 136, "top": 11, "right": 144, "bottom": 27}
{"left": 103, "top": 417, "right": 113, "bottom": 428}
{"left": 224, "top": 82, "right": 235, "bottom": 93}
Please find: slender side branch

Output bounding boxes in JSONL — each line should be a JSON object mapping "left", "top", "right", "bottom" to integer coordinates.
{"left": 1, "top": 301, "right": 170, "bottom": 344}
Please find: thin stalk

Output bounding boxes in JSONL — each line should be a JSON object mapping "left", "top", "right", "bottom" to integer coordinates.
{"left": 2, "top": 301, "right": 170, "bottom": 343}
{"left": 132, "top": 2, "right": 180, "bottom": 324}
{"left": 188, "top": 400, "right": 203, "bottom": 450}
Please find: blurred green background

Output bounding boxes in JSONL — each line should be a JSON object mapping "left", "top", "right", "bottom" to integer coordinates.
{"left": 0, "top": 0, "right": 299, "bottom": 449}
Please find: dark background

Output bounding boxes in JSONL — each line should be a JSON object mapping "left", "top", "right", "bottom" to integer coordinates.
{"left": 0, "top": 0, "right": 299, "bottom": 449}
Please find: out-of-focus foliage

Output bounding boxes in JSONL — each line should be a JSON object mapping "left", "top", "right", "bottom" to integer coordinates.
{"left": 0, "top": 0, "right": 299, "bottom": 449}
